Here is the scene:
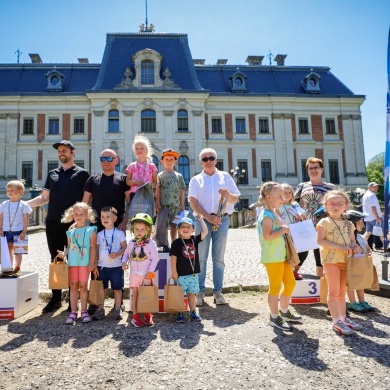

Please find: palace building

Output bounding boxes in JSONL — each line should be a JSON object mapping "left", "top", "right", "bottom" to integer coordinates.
{"left": 0, "top": 25, "right": 367, "bottom": 206}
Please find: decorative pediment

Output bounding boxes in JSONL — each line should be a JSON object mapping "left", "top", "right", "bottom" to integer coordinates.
{"left": 302, "top": 68, "right": 321, "bottom": 93}
{"left": 45, "top": 67, "right": 64, "bottom": 92}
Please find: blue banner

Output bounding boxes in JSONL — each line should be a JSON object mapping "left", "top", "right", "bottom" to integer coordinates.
{"left": 384, "top": 28, "right": 390, "bottom": 250}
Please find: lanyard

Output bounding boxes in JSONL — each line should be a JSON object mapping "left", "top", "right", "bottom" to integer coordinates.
{"left": 104, "top": 228, "right": 115, "bottom": 254}
{"left": 8, "top": 200, "right": 21, "bottom": 232}
{"left": 73, "top": 227, "right": 87, "bottom": 257}
{"left": 181, "top": 237, "right": 196, "bottom": 277}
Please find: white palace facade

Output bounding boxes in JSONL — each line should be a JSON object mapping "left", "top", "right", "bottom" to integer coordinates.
{"left": 0, "top": 27, "right": 367, "bottom": 206}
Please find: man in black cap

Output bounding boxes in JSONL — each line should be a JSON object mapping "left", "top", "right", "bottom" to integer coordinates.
{"left": 28, "top": 140, "right": 89, "bottom": 312}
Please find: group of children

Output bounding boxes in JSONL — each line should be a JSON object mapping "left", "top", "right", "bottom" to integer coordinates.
{"left": 258, "top": 182, "right": 374, "bottom": 335}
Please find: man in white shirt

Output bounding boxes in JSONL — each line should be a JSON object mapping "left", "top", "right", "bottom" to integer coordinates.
{"left": 188, "top": 148, "right": 240, "bottom": 305}
{"left": 362, "top": 182, "right": 383, "bottom": 244}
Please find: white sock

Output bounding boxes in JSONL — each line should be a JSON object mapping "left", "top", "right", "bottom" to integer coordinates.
{"left": 270, "top": 313, "right": 279, "bottom": 319}
{"left": 280, "top": 308, "right": 288, "bottom": 314}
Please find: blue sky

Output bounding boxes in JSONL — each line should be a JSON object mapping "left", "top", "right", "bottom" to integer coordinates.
{"left": 1, "top": 0, "right": 389, "bottom": 163}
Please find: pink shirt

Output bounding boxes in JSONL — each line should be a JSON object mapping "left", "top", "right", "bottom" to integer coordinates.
{"left": 126, "top": 161, "right": 157, "bottom": 193}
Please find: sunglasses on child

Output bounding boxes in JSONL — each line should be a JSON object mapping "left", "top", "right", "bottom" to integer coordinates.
{"left": 100, "top": 156, "right": 116, "bottom": 162}
{"left": 201, "top": 156, "right": 216, "bottom": 162}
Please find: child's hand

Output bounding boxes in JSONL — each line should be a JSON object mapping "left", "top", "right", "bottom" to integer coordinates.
{"left": 56, "top": 250, "right": 65, "bottom": 259}
{"left": 93, "top": 268, "right": 99, "bottom": 278}
{"left": 121, "top": 262, "right": 128, "bottom": 271}
{"left": 344, "top": 246, "right": 353, "bottom": 256}
{"left": 88, "top": 263, "right": 95, "bottom": 272}
{"left": 135, "top": 179, "right": 144, "bottom": 186}
{"left": 352, "top": 245, "right": 361, "bottom": 254}
{"left": 19, "top": 232, "right": 26, "bottom": 240}
{"left": 281, "top": 225, "right": 289, "bottom": 234}
{"left": 171, "top": 272, "right": 178, "bottom": 280}
{"left": 145, "top": 272, "right": 155, "bottom": 279}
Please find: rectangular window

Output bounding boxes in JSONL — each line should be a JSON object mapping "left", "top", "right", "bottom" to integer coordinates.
{"left": 237, "top": 160, "right": 248, "bottom": 185}
{"left": 240, "top": 198, "right": 249, "bottom": 209}
{"left": 301, "top": 160, "right": 310, "bottom": 182}
{"left": 325, "top": 118, "right": 336, "bottom": 134}
{"left": 216, "top": 160, "right": 224, "bottom": 171}
{"left": 23, "top": 118, "right": 34, "bottom": 135}
{"left": 74, "top": 118, "right": 85, "bottom": 134}
{"left": 74, "top": 160, "right": 85, "bottom": 169}
{"left": 258, "top": 118, "right": 269, "bottom": 134}
{"left": 261, "top": 160, "right": 272, "bottom": 182}
{"left": 47, "top": 161, "right": 58, "bottom": 172}
{"left": 235, "top": 118, "right": 246, "bottom": 134}
{"left": 329, "top": 160, "right": 340, "bottom": 184}
{"left": 211, "top": 117, "right": 223, "bottom": 134}
{"left": 141, "top": 118, "right": 156, "bottom": 133}
{"left": 177, "top": 117, "right": 188, "bottom": 132}
{"left": 48, "top": 118, "right": 59, "bottom": 135}
{"left": 22, "top": 162, "right": 33, "bottom": 187}
{"left": 298, "top": 118, "right": 309, "bottom": 134}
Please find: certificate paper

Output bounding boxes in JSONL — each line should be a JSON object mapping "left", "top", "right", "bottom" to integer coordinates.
{"left": 289, "top": 220, "right": 319, "bottom": 252}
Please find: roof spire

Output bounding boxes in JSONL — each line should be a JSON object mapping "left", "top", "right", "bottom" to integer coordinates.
{"left": 139, "top": 0, "right": 155, "bottom": 33}
{"left": 15, "top": 47, "right": 22, "bottom": 64}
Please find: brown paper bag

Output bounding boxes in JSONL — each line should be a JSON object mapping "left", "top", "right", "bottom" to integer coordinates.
{"left": 320, "top": 276, "right": 328, "bottom": 304}
{"left": 49, "top": 256, "right": 69, "bottom": 289}
{"left": 285, "top": 234, "right": 300, "bottom": 267}
{"left": 346, "top": 254, "right": 374, "bottom": 290}
{"left": 88, "top": 277, "right": 105, "bottom": 306}
{"left": 164, "top": 278, "right": 185, "bottom": 313}
{"left": 137, "top": 279, "right": 159, "bottom": 313}
{"left": 367, "top": 265, "right": 380, "bottom": 291}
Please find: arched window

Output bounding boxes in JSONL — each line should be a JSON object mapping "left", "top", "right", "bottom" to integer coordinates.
{"left": 178, "top": 155, "right": 190, "bottom": 185}
{"left": 141, "top": 60, "right": 154, "bottom": 84}
{"left": 152, "top": 155, "right": 159, "bottom": 171}
{"left": 141, "top": 109, "right": 156, "bottom": 132}
{"left": 108, "top": 110, "right": 119, "bottom": 133}
{"left": 177, "top": 109, "right": 188, "bottom": 132}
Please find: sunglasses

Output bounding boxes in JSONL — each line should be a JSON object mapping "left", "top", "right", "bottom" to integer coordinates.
{"left": 100, "top": 156, "right": 115, "bottom": 162}
{"left": 201, "top": 156, "right": 216, "bottom": 162}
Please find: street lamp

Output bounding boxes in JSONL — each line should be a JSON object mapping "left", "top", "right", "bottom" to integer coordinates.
{"left": 231, "top": 167, "right": 245, "bottom": 209}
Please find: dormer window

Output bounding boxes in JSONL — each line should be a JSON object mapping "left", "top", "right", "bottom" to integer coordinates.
{"left": 45, "top": 68, "right": 64, "bottom": 92}
{"left": 229, "top": 68, "right": 247, "bottom": 92}
{"left": 141, "top": 60, "right": 155, "bottom": 84}
{"left": 303, "top": 69, "right": 321, "bottom": 93}
{"left": 132, "top": 48, "right": 163, "bottom": 88}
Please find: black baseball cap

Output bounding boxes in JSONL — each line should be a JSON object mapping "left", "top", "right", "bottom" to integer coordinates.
{"left": 53, "top": 140, "right": 75, "bottom": 151}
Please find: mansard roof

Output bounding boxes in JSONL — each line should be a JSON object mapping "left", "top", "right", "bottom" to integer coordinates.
{"left": 0, "top": 31, "right": 362, "bottom": 98}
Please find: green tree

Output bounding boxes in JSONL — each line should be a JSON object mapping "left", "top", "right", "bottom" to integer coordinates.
{"left": 366, "top": 152, "right": 384, "bottom": 201}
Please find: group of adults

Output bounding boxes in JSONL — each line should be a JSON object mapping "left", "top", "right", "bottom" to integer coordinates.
{"left": 27, "top": 141, "right": 241, "bottom": 312}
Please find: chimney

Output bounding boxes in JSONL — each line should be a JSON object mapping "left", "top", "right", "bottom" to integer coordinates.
{"left": 29, "top": 53, "right": 42, "bottom": 64}
{"left": 78, "top": 58, "right": 89, "bottom": 64}
{"left": 217, "top": 59, "right": 228, "bottom": 65}
{"left": 274, "top": 54, "right": 287, "bottom": 66}
{"left": 246, "top": 56, "right": 264, "bottom": 65}
{"left": 193, "top": 59, "right": 205, "bottom": 65}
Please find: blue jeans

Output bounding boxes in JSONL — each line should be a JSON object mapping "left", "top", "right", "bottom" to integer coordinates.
{"left": 195, "top": 215, "right": 229, "bottom": 294}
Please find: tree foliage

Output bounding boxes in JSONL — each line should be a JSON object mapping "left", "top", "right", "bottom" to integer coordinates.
{"left": 366, "top": 152, "right": 384, "bottom": 201}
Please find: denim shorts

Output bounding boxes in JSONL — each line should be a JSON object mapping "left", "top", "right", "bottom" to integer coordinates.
{"left": 365, "top": 219, "right": 382, "bottom": 233}
{"left": 97, "top": 266, "right": 123, "bottom": 290}
{"left": 178, "top": 274, "right": 200, "bottom": 294}
{"left": 3, "top": 230, "right": 22, "bottom": 243}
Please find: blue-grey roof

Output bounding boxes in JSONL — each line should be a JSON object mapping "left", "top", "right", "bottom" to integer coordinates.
{"left": 0, "top": 32, "right": 361, "bottom": 97}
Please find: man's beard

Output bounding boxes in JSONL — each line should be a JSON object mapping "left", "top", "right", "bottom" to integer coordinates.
{"left": 59, "top": 155, "right": 71, "bottom": 164}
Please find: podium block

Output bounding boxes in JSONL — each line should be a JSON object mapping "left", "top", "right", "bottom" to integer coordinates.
{"left": 0, "top": 272, "right": 38, "bottom": 320}
{"left": 291, "top": 279, "right": 320, "bottom": 304}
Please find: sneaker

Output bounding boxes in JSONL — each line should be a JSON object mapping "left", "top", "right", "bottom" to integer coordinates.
{"left": 359, "top": 301, "right": 375, "bottom": 312}
{"left": 175, "top": 312, "right": 186, "bottom": 323}
{"left": 344, "top": 317, "right": 363, "bottom": 331}
{"left": 131, "top": 314, "right": 145, "bottom": 328}
{"left": 144, "top": 313, "right": 154, "bottom": 326}
{"left": 42, "top": 299, "right": 62, "bottom": 313}
{"left": 332, "top": 320, "right": 355, "bottom": 335}
{"left": 93, "top": 307, "right": 105, "bottom": 320}
{"left": 189, "top": 310, "right": 202, "bottom": 321}
{"left": 269, "top": 315, "right": 292, "bottom": 331}
{"left": 65, "top": 312, "right": 77, "bottom": 325}
{"left": 114, "top": 307, "right": 123, "bottom": 320}
{"left": 293, "top": 271, "right": 303, "bottom": 280}
{"left": 196, "top": 292, "right": 205, "bottom": 306}
{"left": 87, "top": 304, "right": 98, "bottom": 315}
{"left": 213, "top": 291, "right": 227, "bottom": 305}
{"left": 347, "top": 302, "right": 367, "bottom": 313}
{"left": 279, "top": 309, "right": 302, "bottom": 322}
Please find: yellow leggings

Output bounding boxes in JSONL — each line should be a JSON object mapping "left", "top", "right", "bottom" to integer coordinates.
{"left": 263, "top": 261, "right": 296, "bottom": 297}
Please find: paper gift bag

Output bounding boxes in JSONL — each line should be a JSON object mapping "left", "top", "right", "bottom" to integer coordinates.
{"left": 285, "top": 234, "right": 300, "bottom": 267}
{"left": 0, "top": 236, "right": 13, "bottom": 272}
{"left": 164, "top": 278, "right": 185, "bottom": 313}
{"left": 372, "top": 224, "right": 383, "bottom": 236}
{"left": 320, "top": 276, "right": 328, "bottom": 304}
{"left": 137, "top": 280, "right": 159, "bottom": 313}
{"left": 346, "top": 254, "right": 374, "bottom": 290}
{"left": 49, "top": 256, "right": 69, "bottom": 290}
{"left": 289, "top": 220, "right": 319, "bottom": 253}
{"left": 88, "top": 277, "right": 105, "bottom": 306}
{"left": 368, "top": 265, "right": 380, "bottom": 291}
{"left": 13, "top": 235, "right": 28, "bottom": 255}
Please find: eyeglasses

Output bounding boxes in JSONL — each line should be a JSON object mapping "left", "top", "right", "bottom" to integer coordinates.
{"left": 308, "top": 166, "right": 322, "bottom": 171}
{"left": 201, "top": 156, "right": 216, "bottom": 162}
{"left": 327, "top": 202, "right": 346, "bottom": 207}
{"left": 100, "top": 156, "right": 115, "bottom": 162}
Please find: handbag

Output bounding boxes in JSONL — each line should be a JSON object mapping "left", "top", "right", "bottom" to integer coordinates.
{"left": 137, "top": 279, "right": 159, "bottom": 313}
{"left": 285, "top": 234, "right": 300, "bottom": 267}
{"left": 88, "top": 275, "right": 105, "bottom": 306}
{"left": 289, "top": 220, "right": 319, "bottom": 253}
{"left": 164, "top": 278, "right": 185, "bottom": 313}
{"left": 320, "top": 276, "right": 328, "bottom": 304}
{"left": 0, "top": 236, "right": 13, "bottom": 272}
{"left": 128, "top": 182, "right": 155, "bottom": 220}
{"left": 372, "top": 223, "right": 383, "bottom": 236}
{"left": 49, "top": 255, "right": 69, "bottom": 289}
{"left": 346, "top": 254, "right": 374, "bottom": 290}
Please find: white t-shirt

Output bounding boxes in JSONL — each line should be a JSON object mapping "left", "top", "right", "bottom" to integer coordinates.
{"left": 0, "top": 200, "right": 32, "bottom": 231}
{"left": 97, "top": 228, "right": 126, "bottom": 268}
{"left": 362, "top": 189, "right": 382, "bottom": 221}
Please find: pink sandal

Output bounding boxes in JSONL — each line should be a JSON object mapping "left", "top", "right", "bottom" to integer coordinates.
{"left": 81, "top": 311, "right": 91, "bottom": 323}
{"left": 65, "top": 312, "right": 77, "bottom": 325}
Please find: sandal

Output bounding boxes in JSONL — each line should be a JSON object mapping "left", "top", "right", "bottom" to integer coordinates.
{"left": 65, "top": 312, "right": 77, "bottom": 325}
{"left": 81, "top": 310, "right": 91, "bottom": 323}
